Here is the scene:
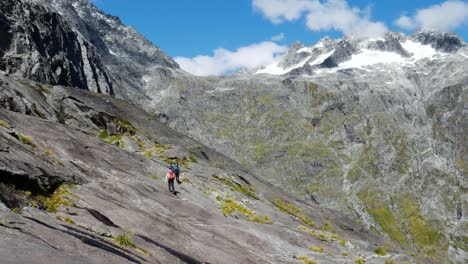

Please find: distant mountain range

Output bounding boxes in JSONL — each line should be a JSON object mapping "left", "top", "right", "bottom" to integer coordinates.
{"left": 256, "top": 31, "right": 465, "bottom": 76}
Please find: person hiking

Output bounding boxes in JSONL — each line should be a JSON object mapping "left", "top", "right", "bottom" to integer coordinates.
{"left": 173, "top": 162, "right": 181, "bottom": 184}
{"left": 166, "top": 167, "right": 176, "bottom": 193}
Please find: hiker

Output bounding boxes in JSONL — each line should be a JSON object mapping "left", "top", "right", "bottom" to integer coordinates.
{"left": 173, "top": 162, "right": 181, "bottom": 184}
{"left": 166, "top": 167, "right": 176, "bottom": 193}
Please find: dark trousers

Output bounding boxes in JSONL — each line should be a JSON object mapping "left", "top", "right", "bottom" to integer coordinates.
{"left": 175, "top": 172, "right": 180, "bottom": 182}
{"left": 168, "top": 178, "right": 175, "bottom": 192}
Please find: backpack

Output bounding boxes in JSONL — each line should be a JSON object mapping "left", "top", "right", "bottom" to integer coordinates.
{"left": 168, "top": 170, "right": 175, "bottom": 180}
{"left": 174, "top": 165, "right": 180, "bottom": 173}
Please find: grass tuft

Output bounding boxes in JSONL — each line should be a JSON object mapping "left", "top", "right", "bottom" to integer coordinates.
{"left": 181, "top": 178, "right": 190, "bottom": 183}
{"left": 114, "top": 234, "right": 135, "bottom": 248}
{"left": 64, "top": 217, "right": 75, "bottom": 225}
{"left": 297, "top": 255, "right": 317, "bottom": 264}
{"left": 309, "top": 246, "right": 324, "bottom": 253}
{"left": 44, "top": 149, "right": 54, "bottom": 155}
{"left": 37, "top": 184, "right": 77, "bottom": 213}
{"left": 246, "top": 215, "right": 273, "bottom": 224}
{"left": 213, "top": 175, "right": 258, "bottom": 200}
{"left": 375, "top": 246, "right": 387, "bottom": 256}
{"left": 354, "top": 257, "right": 365, "bottom": 264}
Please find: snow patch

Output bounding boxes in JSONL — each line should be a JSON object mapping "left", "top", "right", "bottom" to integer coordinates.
{"left": 256, "top": 55, "right": 312, "bottom": 75}
{"left": 309, "top": 50, "right": 335, "bottom": 66}
{"left": 339, "top": 49, "right": 405, "bottom": 69}
{"left": 401, "top": 40, "right": 438, "bottom": 61}
{"left": 296, "top": 47, "right": 313, "bottom": 53}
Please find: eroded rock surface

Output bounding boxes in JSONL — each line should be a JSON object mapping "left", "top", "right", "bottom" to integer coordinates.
{"left": 0, "top": 75, "right": 423, "bottom": 263}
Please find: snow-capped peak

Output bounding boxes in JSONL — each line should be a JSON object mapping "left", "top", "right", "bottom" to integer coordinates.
{"left": 256, "top": 31, "right": 465, "bottom": 76}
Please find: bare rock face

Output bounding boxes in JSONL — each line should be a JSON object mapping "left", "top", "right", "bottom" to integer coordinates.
{"left": 0, "top": 0, "right": 113, "bottom": 94}
{"left": 0, "top": 75, "right": 422, "bottom": 264}
{"left": 0, "top": 0, "right": 180, "bottom": 100}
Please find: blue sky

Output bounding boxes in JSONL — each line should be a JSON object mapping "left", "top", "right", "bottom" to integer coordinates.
{"left": 92, "top": 0, "right": 468, "bottom": 75}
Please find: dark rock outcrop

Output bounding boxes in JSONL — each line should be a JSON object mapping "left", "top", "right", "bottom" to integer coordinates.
{"left": 411, "top": 30, "right": 465, "bottom": 52}
{"left": 0, "top": 0, "right": 113, "bottom": 94}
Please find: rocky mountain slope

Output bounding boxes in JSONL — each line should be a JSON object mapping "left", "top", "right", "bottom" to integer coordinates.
{"left": 153, "top": 35, "right": 467, "bottom": 263}
{"left": 0, "top": 0, "right": 466, "bottom": 263}
{"left": 1, "top": 0, "right": 179, "bottom": 100}
{"left": 0, "top": 74, "right": 420, "bottom": 264}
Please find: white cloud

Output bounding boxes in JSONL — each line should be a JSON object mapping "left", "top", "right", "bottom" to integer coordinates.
{"left": 395, "top": 16, "right": 416, "bottom": 30}
{"left": 271, "top": 33, "right": 285, "bottom": 41}
{"left": 252, "top": 0, "right": 388, "bottom": 37}
{"left": 175, "top": 42, "right": 288, "bottom": 76}
{"left": 252, "top": 0, "right": 316, "bottom": 24}
{"left": 395, "top": 1, "right": 468, "bottom": 31}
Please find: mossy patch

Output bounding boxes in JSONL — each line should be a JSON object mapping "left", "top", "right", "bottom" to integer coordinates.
{"left": 375, "top": 246, "right": 387, "bottom": 256}
{"left": 354, "top": 257, "right": 365, "bottom": 264}
{"left": 0, "top": 120, "right": 10, "bottom": 129}
{"left": 245, "top": 215, "right": 273, "bottom": 224}
{"left": 181, "top": 178, "right": 190, "bottom": 183}
{"left": 213, "top": 175, "right": 258, "bottom": 200}
{"left": 44, "top": 149, "right": 54, "bottom": 156}
{"left": 219, "top": 196, "right": 254, "bottom": 216}
{"left": 218, "top": 196, "right": 272, "bottom": 224}
{"left": 309, "top": 246, "right": 324, "bottom": 253}
{"left": 321, "top": 222, "right": 335, "bottom": 233}
{"left": 64, "top": 217, "right": 75, "bottom": 225}
{"left": 150, "top": 175, "right": 160, "bottom": 180}
{"left": 273, "top": 198, "right": 316, "bottom": 228}
{"left": 297, "top": 255, "right": 317, "bottom": 264}
{"left": 98, "top": 130, "right": 125, "bottom": 148}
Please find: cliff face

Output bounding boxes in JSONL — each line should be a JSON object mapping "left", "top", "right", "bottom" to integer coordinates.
{"left": 0, "top": 75, "right": 419, "bottom": 264}
{"left": 0, "top": 0, "right": 180, "bottom": 100}
{"left": 0, "top": 0, "right": 113, "bottom": 94}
